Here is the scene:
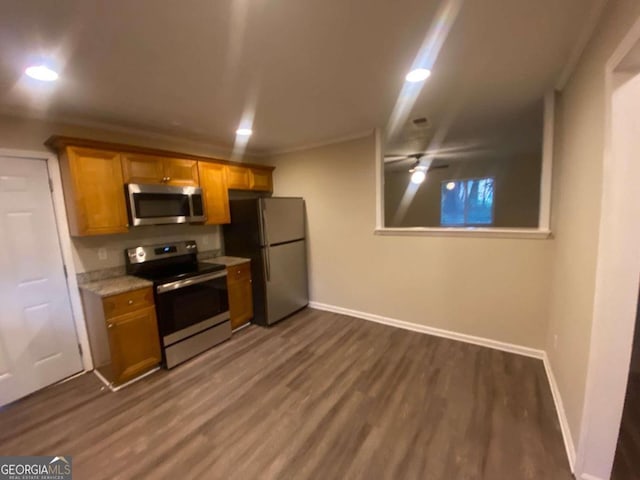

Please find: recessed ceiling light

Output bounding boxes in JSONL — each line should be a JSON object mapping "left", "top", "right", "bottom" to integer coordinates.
{"left": 236, "top": 128, "right": 252, "bottom": 137}
{"left": 405, "top": 68, "right": 431, "bottom": 83}
{"left": 411, "top": 170, "right": 426, "bottom": 185}
{"left": 25, "top": 65, "right": 59, "bottom": 82}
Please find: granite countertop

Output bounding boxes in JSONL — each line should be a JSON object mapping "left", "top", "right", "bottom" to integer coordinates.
{"left": 79, "top": 275, "right": 153, "bottom": 297}
{"left": 206, "top": 256, "right": 251, "bottom": 267}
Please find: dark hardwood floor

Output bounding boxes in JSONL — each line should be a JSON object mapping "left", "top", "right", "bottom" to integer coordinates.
{"left": 0, "top": 308, "right": 571, "bottom": 479}
{"left": 612, "top": 372, "right": 640, "bottom": 480}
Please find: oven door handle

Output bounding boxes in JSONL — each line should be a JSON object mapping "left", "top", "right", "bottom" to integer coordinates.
{"left": 156, "top": 271, "right": 227, "bottom": 294}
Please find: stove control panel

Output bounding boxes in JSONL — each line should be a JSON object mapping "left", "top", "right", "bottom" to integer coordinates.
{"left": 126, "top": 240, "right": 198, "bottom": 265}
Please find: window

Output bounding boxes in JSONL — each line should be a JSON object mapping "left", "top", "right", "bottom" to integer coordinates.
{"left": 441, "top": 177, "right": 494, "bottom": 226}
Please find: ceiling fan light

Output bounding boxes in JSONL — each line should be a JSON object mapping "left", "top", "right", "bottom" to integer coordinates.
{"left": 411, "top": 170, "right": 426, "bottom": 185}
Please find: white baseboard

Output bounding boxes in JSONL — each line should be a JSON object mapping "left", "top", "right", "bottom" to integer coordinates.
{"left": 543, "top": 353, "right": 577, "bottom": 473}
{"left": 308, "top": 301, "right": 544, "bottom": 359}
{"left": 580, "top": 474, "right": 605, "bottom": 480}
{"left": 308, "top": 301, "right": 576, "bottom": 473}
{"left": 93, "top": 366, "right": 160, "bottom": 392}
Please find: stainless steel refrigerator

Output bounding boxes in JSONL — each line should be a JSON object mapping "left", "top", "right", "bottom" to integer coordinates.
{"left": 223, "top": 197, "right": 308, "bottom": 326}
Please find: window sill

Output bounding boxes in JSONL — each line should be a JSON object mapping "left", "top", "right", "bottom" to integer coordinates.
{"left": 374, "top": 227, "right": 552, "bottom": 239}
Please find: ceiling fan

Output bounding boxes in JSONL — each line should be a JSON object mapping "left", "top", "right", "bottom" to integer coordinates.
{"left": 384, "top": 153, "right": 449, "bottom": 171}
{"left": 384, "top": 153, "right": 449, "bottom": 184}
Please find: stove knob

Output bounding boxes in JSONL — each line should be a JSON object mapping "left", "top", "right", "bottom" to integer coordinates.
{"left": 138, "top": 251, "right": 144, "bottom": 257}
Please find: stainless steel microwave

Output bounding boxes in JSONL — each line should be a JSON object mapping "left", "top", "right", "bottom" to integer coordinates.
{"left": 126, "top": 183, "right": 205, "bottom": 226}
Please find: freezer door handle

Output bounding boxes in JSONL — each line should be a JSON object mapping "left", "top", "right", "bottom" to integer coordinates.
{"left": 258, "top": 198, "right": 266, "bottom": 247}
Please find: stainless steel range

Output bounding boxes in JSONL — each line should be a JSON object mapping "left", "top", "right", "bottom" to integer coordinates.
{"left": 126, "top": 240, "right": 230, "bottom": 368}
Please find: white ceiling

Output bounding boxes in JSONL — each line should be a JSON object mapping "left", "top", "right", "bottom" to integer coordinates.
{"left": 0, "top": 0, "right": 602, "bottom": 155}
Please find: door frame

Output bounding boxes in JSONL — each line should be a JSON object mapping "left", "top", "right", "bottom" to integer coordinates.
{"left": 0, "top": 148, "right": 92, "bottom": 372}
{"left": 573, "top": 16, "right": 640, "bottom": 480}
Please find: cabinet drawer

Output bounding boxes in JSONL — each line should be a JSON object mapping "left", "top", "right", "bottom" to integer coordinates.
{"left": 103, "top": 287, "right": 154, "bottom": 319}
{"left": 226, "top": 262, "right": 251, "bottom": 283}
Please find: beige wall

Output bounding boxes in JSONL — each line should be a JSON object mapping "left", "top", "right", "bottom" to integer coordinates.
{"left": 266, "top": 134, "right": 553, "bottom": 349}
{"left": 385, "top": 155, "right": 541, "bottom": 228}
{"left": 546, "top": 0, "right": 640, "bottom": 451}
{"left": 0, "top": 114, "right": 238, "bottom": 273}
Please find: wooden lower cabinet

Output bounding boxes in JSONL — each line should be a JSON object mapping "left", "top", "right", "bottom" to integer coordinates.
{"left": 81, "top": 286, "right": 161, "bottom": 387}
{"left": 107, "top": 306, "right": 161, "bottom": 385}
{"left": 227, "top": 262, "right": 253, "bottom": 330}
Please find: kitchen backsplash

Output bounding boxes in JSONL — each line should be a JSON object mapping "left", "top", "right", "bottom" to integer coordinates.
{"left": 71, "top": 224, "right": 223, "bottom": 273}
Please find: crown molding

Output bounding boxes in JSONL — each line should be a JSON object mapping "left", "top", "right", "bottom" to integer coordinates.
{"left": 555, "top": 0, "right": 608, "bottom": 90}
{"left": 259, "top": 129, "right": 374, "bottom": 157}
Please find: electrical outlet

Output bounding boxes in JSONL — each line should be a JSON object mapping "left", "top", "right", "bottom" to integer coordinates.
{"left": 98, "top": 248, "right": 108, "bottom": 261}
{"left": 553, "top": 334, "right": 558, "bottom": 349}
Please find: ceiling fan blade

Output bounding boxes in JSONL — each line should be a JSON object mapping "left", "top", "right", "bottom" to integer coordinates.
{"left": 428, "top": 164, "right": 449, "bottom": 171}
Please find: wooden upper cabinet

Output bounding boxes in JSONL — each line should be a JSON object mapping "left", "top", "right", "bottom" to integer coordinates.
{"left": 226, "top": 165, "right": 252, "bottom": 190}
{"left": 226, "top": 165, "right": 274, "bottom": 192}
{"left": 60, "top": 147, "right": 129, "bottom": 236}
{"left": 45, "top": 137, "right": 274, "bottom": 235}
{"left": 197, "top": 162, "right": 230, "bottom": 225}
{"left": 122, "top": 153, "right": 199, "bottom": 186}
{"left": 121, "top": 153, "right": 166, "bottom": 184}
{"left": 164, "top": 158, "right": 199, "bottom": 186}
{"left": 250, "top": 168, "right": 273, "bottom": 192}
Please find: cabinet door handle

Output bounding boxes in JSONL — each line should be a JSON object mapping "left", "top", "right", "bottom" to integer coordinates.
{"left": 128, "top": 300, "right": 134, "bottom": 305}
{"left": 107, "top": 323, "right": 114, "bottom": 329}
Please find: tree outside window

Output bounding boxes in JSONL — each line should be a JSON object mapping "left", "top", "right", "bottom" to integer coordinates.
{"left": 441, "top": 177, "right": 494, "bottom": 226}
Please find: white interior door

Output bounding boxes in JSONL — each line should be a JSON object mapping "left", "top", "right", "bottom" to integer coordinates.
{"left": 0, "top": 156, "right": 82, "bottom": 406}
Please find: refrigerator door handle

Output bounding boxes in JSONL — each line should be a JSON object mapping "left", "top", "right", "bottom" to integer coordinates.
{"left": 265, "top": 244, "right": 271, "bottom": 282}
{"left": 262, "top": 203, "right": 271, "bottom": 281}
